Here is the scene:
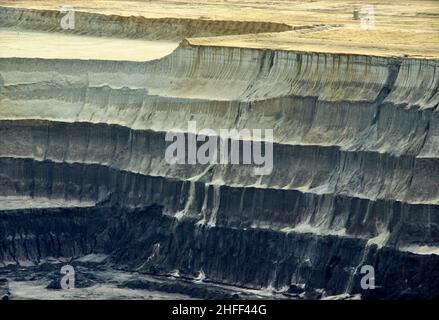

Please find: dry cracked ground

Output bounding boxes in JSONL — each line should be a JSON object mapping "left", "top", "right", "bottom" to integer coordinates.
{"left": 0, "top": 0, "right": 438, "bottom": 300}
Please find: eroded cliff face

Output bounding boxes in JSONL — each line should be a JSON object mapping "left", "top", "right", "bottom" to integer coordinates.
{"left": 0, "top": 7, "right": 292, "bottom": 40}
{"left": 0, "top": 33, "right": 439, "bottom": 299}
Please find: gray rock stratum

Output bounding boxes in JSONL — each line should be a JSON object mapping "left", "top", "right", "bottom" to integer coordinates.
{"left": 0, "top": 2, "right": 438, "bottom": 300}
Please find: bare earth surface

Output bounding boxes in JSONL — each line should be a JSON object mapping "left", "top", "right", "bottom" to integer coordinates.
{"left": 1, "top": 0, "right": 439, "bottom": 301}
{"left": 0, "top": 0, "right": 438, "bottom": 59}
{"left": 0, "top": 29, "right": 178, "bottom": 61}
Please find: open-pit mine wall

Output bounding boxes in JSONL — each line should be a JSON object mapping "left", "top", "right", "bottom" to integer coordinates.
{"left": 0, "top": 7, "right": 438, "bottom": 299}
{"left": 0, "top": 6, "right": 292, "bottom": 40}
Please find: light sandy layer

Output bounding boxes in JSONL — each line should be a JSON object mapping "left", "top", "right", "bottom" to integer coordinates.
{"left": 0, "top": 29, "right": 178, "bottom": 60}
{"left": 0, "top": 0, "right": 437, "bottom": 58}
{"left": 399, "top": 245, "right": 439, "bottom": 256}
{"left": 0, "top": 196, "right": 95, "bottom": 210}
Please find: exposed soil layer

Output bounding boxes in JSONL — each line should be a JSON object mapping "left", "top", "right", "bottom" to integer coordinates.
{"left": 0, "top": 1, "right": 438, "bottom": 300}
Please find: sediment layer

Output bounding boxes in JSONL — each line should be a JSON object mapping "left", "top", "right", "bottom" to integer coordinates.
{"left": 0, "top": 3, "right": 438, "bottom": 299}
{"left": 0, "top": 6, "right": 292, "bottom": 40}
{"left": 2, "top": 205, "right": 439, "bottom": 299}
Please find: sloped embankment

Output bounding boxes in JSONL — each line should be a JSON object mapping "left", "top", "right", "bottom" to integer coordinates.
{"left": 0, "top": 6, "right": 292, "bottom": 40}
{"left": 0, "top": 12, "right": 438, "bottom": 299}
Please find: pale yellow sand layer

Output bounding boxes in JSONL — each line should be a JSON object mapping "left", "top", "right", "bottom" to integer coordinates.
{"left": 0, "top": 29, "right": 178, "bottom": 61}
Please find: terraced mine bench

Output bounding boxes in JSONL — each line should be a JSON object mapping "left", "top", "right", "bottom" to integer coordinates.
{"left": 0, "top": 0, "right": 438, "bottom": 300}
